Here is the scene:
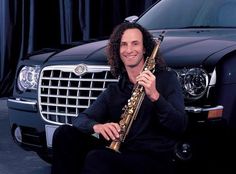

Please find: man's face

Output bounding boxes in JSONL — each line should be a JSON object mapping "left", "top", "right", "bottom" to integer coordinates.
{"left": 119, "top": 28, "right": 145, "bottom": 69}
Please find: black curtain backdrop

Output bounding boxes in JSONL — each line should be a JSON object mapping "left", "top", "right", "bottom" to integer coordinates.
{"left": 0, "top": 0, "right": 157, "bottom": 96}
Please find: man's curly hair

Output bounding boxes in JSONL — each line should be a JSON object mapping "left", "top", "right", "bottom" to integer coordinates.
{"left": 106, "top": 22, "right": 166, "bottom": 78}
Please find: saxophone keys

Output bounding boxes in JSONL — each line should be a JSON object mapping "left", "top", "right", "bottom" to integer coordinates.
{"left": 128, "top": 109, "right": 134, "bottom": 114}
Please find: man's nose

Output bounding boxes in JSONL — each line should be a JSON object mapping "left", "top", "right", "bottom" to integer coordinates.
{"left": 126, "top": 45, "right": 133, "bottom": 53}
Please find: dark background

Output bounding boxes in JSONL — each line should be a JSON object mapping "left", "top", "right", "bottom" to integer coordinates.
{"left": 0, "top": 0, "right": 158, "bottom": 97}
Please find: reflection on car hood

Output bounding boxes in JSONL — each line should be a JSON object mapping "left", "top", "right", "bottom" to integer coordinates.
{"left": 48, "top": 29, "right": 236, "bottom": 68}
{"left": 155, "top": 29, "right": 236, "bottom": 68}
{"left": 47, "top": 40, "right": 108, "bottom": 64}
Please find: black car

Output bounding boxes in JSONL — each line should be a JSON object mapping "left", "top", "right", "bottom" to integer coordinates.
{"left": 7, "top": 0, "right": 236, "bottom": 173}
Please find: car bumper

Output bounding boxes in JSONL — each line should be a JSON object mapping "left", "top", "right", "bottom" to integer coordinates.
{"left": 7, "top": 97, "right": 224, "bottom": 152}
{"left": 7, "top": 97, "right": 56, "bottom": 151}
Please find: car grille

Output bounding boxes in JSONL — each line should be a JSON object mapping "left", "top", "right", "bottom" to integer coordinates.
{"left": 38, "top": 64, "right": 118, "bottom": 125}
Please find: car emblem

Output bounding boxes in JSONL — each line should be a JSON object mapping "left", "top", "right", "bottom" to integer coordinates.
{"left": 74, "top": 64, "right": 88, "bottom": 76}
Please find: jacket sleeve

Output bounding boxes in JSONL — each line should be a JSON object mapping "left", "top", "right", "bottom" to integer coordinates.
{"left": 153, "top": 70, "right": 188, "bottom": 134}
{"left": 72, "top": 89, "right": 109, "bottom": 134}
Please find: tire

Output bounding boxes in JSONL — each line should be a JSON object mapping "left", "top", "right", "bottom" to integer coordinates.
{"left": 37, "top": 152, "right": 52, "bottom": 164}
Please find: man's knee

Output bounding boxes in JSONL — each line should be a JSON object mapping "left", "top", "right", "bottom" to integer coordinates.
{"left": 85, "top": 149, "right": 118, "bottom": 164}
{"left": 82, "top": 149, "right": 119, "bottom": 174}
{"left": 52, "top": 125, "right": 78, "bottom": 146}
{"left": 85, "top": 149, "right": 103, "bottom": 162}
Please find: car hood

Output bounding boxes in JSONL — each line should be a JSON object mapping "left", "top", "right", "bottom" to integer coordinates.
{"left": 47, "top": 29, "right": 236, "bottom": 68}
{"left": 154, "top": 29, "right": 236, "bottom": 68}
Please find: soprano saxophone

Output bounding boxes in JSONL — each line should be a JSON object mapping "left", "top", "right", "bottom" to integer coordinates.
{"left": 107, "top": 32, "right": 165, "bottom": 152}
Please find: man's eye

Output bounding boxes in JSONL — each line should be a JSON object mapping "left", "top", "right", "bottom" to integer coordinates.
{"left": 120, "top": 43, "right": 127, "bottom": 47}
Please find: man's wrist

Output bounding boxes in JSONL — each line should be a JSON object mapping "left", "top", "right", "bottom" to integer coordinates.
{"left": 93, "top": 124, "right": 100, "bottom": 133}
{"left": 150, "top": 90, "right": 160, "bottom": 102}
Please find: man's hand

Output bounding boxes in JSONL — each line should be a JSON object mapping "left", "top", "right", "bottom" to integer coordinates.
{"left": 93, "top": 123, "right": 120, "bottom": 141}
{"left": 136, "top": 70, "right": 160, "bottom": 102}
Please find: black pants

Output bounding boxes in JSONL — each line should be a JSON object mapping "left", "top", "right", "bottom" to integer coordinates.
{"left": 51, "top": 125, "right": 174, "bottom": 174}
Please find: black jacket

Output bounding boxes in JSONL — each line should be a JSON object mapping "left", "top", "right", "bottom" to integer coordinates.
{"left": 73, "top": 68, "right": 188, "bottom": 154}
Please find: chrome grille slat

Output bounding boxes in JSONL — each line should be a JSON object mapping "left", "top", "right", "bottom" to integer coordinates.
{"left": 41, "top": 102, "right": 81, "bottom": 108}
{"left": 40, "top": 85, "right": 106, "bottom": 91}
{"left": 41, "top": 77, "right": 117, "bottom": 82}
{"left": 40, "top": 94, "right": 97, "bottom": 100}
{"left": 38, "top": 65, "right": 118, "bottom": 125}
{"left": 41, "top": 111, "right": 78, "bottom": 117}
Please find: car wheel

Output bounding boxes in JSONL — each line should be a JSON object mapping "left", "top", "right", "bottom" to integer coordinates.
{"left": 37, "top": 152, "right": 52, "bottom": 164}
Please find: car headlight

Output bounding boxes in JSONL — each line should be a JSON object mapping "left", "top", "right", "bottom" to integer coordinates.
{"left": 175, "top": 68, "right": 209, "bottom": 100}
{"left": 17, "top": 65, "right": 41, "bottom": 91}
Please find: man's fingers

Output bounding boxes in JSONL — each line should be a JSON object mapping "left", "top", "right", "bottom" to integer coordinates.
{"left": 106, "top": 123, "right": 120, "bottom": 139}
{"left": 104, "top": 126, "right": 116, "bottom": 140}
{"left": 110, "top": 123, "right": 121, "bottom": 132}
{"left": 100, "top": 123, "right": 120, "bottom": 141}
{"left": 99, "top": 129, "right": 110, "bottom": 141}
{"left": 137, "top": 70, "right": 155, "bottom": 84}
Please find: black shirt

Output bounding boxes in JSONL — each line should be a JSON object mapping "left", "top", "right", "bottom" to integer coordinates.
{"left": 73, "top": 68, "right": 187, "bottom": 154}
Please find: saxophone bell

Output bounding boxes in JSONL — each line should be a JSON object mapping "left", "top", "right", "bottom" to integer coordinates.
{"left": 107, "top": 140, "right": 121, "bottom": 153}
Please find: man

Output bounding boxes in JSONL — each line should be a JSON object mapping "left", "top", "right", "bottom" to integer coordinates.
{"left": 51, "top": 22, "right": 188, "bottom": 174}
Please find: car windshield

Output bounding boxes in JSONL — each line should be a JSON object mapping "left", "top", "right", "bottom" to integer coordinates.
{"left": 137, "top": 0, "right": 236, "bottom": 29}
